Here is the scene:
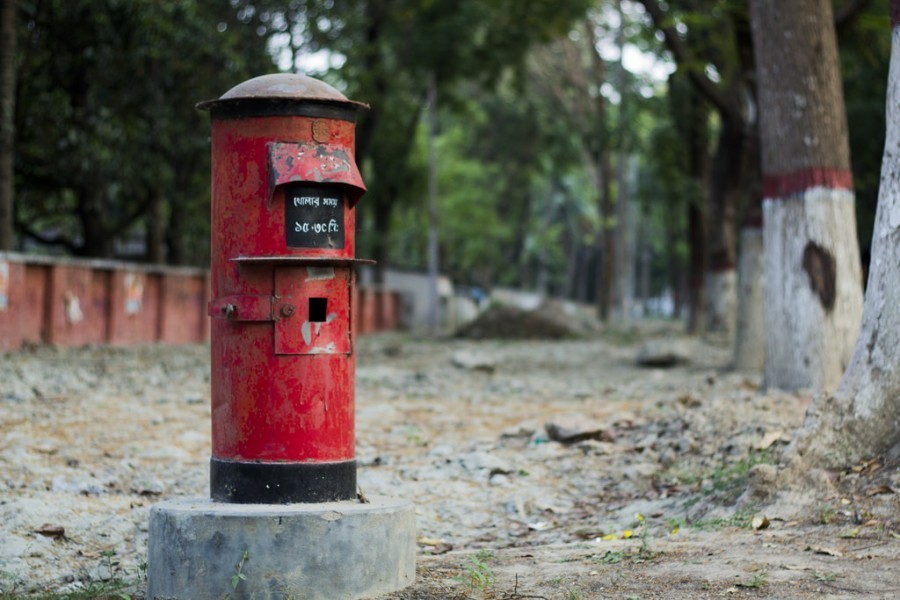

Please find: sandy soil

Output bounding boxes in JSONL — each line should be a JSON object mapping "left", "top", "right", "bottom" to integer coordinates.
{"left": 1, "top": 325, "right": 899, "bottom": 599}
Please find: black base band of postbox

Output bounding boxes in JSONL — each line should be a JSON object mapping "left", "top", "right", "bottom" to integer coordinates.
{"left": 210, "top": 458, "right": 357, "bottom": 504}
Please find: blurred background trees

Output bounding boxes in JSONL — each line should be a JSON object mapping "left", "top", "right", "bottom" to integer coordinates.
{"left": 2, "top": 0, "right": 891, "bottom": 330}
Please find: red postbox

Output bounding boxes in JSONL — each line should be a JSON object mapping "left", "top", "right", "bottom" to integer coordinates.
{"left": 198, "top": 73, "right": 369, "bottom": 503}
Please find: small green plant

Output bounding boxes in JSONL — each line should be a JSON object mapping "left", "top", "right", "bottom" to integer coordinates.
{"left": 99, "top": 550, "right": 121, "bottom": 580}
{"left": 819, "top": 505, "right": 836, "bottom": 525}
{"left": 693, "top": 506, "right": 758, "bottom": 531}
{"left": 225, "top": 550, "right": 249, "bottom": 599}
{"left": 666, "top": 516, "right": 686, "bottom": 534}
{"left": 671, "top": 451, "right": 774, "bottom": 505}
{"left": 404, "top": 427, "right": 428, "bottom": 447}
{"left": 598, "top": 550, "right": 624, "bottom": 564}
{"left": 636, "top": 514, "right": 653, "bottom": 559}
{"left": 738, "top": 573, "right": 769, "bottom": 589}
{"left": 455, "top": 550, "right": 496, "bottom": 592}
{"left": 566, "top": 589, "right": 583, "bottom": 600}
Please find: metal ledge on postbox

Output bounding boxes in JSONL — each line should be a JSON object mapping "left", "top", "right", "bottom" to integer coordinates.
{"left": 230, "top": 256, "right": 376, "bottom": 266}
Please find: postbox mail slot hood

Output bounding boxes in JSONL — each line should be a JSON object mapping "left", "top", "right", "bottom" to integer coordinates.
{"left": 269, "top": 141, "right": 366, "bottom": 206}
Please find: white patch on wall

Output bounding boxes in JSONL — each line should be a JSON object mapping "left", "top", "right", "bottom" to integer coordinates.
{"left": 125, "top": 273, "right": 144, "bottom": 315}
{"left": 64, "top": 292, "right": 84, "bottom": 324}
{"left": 0, "top": 261, "right": 8, "bottom": 311}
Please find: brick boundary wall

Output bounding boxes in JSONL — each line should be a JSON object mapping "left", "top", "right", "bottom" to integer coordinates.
{"left": 0, "top": 252, "right": 400, "bottom": 352}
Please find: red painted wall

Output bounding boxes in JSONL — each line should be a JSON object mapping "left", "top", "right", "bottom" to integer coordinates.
{"left": 0, "top": 253, "right": 399, "bottom": 352}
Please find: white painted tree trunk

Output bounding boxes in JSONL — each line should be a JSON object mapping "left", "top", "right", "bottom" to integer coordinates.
{"left": 705, "top": 268, "right": 737, "bottom": 342}
{"left": 763, "top": 189, "right": 863, "bottom": 392}
{"left": 786, "top": 27, "right": 900, "bottom": 467}
{"left": 733, "top": 227, "right": 764, "bottom": 372}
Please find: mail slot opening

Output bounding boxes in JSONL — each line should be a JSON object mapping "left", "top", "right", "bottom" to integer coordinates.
{"left": 309, "top": 297, "right": 328, "bottom": 322}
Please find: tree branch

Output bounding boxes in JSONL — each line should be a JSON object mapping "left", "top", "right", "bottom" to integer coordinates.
{"left": 15, "top": 218, "right": 80, "bottom": 253}
{"left": 107, "top": 192, "right": 159, "bottom": 240}
{"left": 638, "top": 0, "right": 739, "bottom": 122}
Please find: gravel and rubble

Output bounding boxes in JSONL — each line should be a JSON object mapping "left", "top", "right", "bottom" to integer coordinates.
{"left": 1, "top": 326, "right": 899, "bottom": 598}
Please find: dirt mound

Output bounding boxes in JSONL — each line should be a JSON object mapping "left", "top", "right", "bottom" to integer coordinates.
{"left": 454, "top": 304, "right": 582, "bottom": 340}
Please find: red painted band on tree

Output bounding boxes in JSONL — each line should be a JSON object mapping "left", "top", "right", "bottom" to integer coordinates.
{"left": 762, "top": 168, "right": 854, "bottom": 199}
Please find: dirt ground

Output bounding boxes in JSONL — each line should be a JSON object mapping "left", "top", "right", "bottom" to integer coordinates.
{"left": 1, "top": 323, "right": 899, "bottom": 599}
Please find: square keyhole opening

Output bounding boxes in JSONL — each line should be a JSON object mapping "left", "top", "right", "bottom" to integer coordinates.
{"left": 309, "top": 297, "right": 328, "bottom": 322}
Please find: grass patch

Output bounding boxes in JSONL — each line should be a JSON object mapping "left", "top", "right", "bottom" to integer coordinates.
{"left": 692, "top": 505, "right": 759, "bottom": 531}
{"left": 454, "top": 550, "right": 496, "bottom": 592}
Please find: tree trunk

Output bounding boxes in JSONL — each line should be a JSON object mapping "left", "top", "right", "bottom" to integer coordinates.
{"left": 596, "top": 153, "right": 615, "bottom": 322}
{"left": 770, "top": 7, "right": 900, "bottom": 483}
{"left": 705, "top": 116, "right": 742, "bottom": 340}
{"left": 751, "top": 0, "right": 863, "bottom": 393}
{"left": 733, "top": 225, "right": 765, "bottom": 372}
{"left": 732, "top": 128, "right": 764, "bottom": 372}
{"left": 145, "top": 192, "right": 166, "bottom": 264}
{"left": 687, "top": 202, "right": 706, "bottom": 333}
{"left": 614, "top": 0, "right": 631, "bottom": 323}
{"left": 425, "top": 72, "right": 440, "bottom": 334}
{"left": 673, "top": 75, "right": 710, "bottom": 334}
{"left": 585, "top": 21, "right": 615, "bottom": 323}
{"left": 77, "top": 185, "right": 114, "bottom": 258}
{"left": 0, "top": 0, "right": 15, "bottom": 250}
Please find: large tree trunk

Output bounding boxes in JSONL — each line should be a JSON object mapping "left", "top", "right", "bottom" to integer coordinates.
{"left": 0, "top": 0, "right": 15, "bottom": 250}
{"left": 751, "top": 0, "right": 863, "bottom": 393}
{"left": 783, "top": 10, "right": 900, "bottom": 471}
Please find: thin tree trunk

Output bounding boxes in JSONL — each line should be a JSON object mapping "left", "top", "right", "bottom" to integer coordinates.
{"left": 751, "top": 0, "right": 864, "bottom": 393}
{"left": 733, "top": 225, "right": 765, "bottom": 372}
{"left": 614, "top": 0, "right": 630, "bottom": 323}
{"left": 705, "top": 116, "right": 742, "bottom": 339}
{"left": 426, "top": 72, "right": 439, "bottom": 334}
{"left": 585, "top": 21, "right": 615, "bottom": 323}
{"left": 687, "top": 202, "right": 706, "bottom": 333}
{"left": 78, "top": 185, "right": 114, "bottom": 258}
{"left": 146, "top": 192, "right": 165, "bottom": 264}
{"left": 0, "top": 0, "right": 15, "bottom": 250}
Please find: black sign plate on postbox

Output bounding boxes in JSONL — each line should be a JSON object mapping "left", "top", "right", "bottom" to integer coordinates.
{"left": 284, "top": 184, "right": 345, "bottom": 249}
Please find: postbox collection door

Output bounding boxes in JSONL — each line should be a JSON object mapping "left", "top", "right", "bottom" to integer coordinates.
{"left": 274, "top": 266, "right": 351, "bottom": 355}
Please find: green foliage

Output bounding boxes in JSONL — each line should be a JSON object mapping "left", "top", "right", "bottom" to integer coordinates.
{"left": 839, "top": 0, "right": 891, "bottom": 257}
{"left": 245, "top": 0, "right": 592, "bottom": 276}
{"left": 16, "top": 0, "right": 274, "bottom": 261}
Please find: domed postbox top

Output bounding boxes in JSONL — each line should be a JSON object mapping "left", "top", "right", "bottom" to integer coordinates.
{"left": 197, "top": 73, "right": 367, "bottom": 118}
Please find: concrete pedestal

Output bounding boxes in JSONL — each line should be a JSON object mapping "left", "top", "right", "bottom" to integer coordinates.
{"left": 147, "top": 496, "right": 415, "bottom": 600}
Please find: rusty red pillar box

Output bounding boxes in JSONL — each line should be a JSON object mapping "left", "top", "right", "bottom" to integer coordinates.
{"left": 198, "top": 73, "right": 370, "bottom": 503}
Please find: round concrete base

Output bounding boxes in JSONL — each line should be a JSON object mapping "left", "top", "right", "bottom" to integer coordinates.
{"left": 148, "top": 496, "right": 415, "bottom": 600}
